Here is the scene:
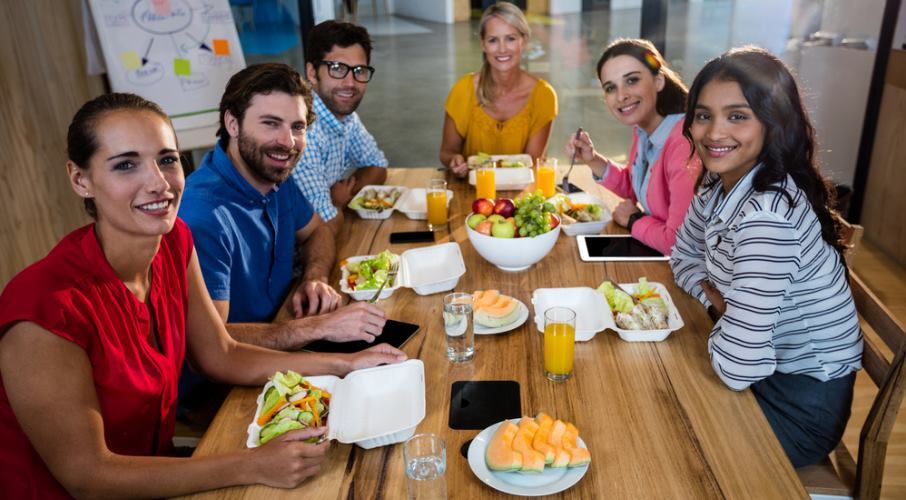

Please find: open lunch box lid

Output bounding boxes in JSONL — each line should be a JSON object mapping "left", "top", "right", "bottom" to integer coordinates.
{"left": 247, "top": 360, "right": 426, "bottom": 449}
{"left": 340, "top": 242, "right": 466, "bottom": 300}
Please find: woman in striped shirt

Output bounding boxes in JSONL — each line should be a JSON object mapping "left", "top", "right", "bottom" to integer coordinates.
{"left": 671, "top": 47, "right": 863, "bottom": 467}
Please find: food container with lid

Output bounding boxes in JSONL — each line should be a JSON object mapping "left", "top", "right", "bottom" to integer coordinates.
{"left": 340, "top": 242, "right": 466, "bottom": 300}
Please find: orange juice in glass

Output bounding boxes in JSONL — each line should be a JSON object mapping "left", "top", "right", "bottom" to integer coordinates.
{"left": 426, "top": 179, "right": 448, "bottom": 231}
{"left": 475, "top": 164, "right": 496, "bottom": 199}
{"left": 543, "top": 307, "right": 576, "bottom": 381}
{"left": 536, "top": 157, "right": 557, "bottom": 198}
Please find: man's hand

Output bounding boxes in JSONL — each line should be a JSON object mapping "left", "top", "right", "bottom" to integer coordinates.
{"left": 343, "top": 343, "right": 408, "bottom": 373}
{"left": 612, "top": 199, "right": 641, "bottom": 227}
{"left": 297, "top": 302, "right": 387, "bottom": 343}
{"left": 292, "top": 279, "right": 343, "bottom": 317}
{"left": 449, "top": 154, "right": 468, "bottom": 177}
{"left": 701, "top": 280, "right": 727, "bottom": 319}
{"left": 330, "top": 177, "right": 357, "bottom": 208}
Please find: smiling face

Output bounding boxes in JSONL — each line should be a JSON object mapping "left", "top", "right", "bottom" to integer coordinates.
{"left": 307, "top": 44, "right": 368, "bottom": 118}
{"left": 481, "top": 16, "right": 526, "bottom": 73}
{"left": 689, "top": 79, "right": 765, "bottom": 191}
{"left": 599, "top": 55, "right": 665, "bottom": 134}
{"left": 68, "top": 109, "right": 184, "bottom": 239}
{"left": 224, "top": 91, "right": 308, "bottom": 192}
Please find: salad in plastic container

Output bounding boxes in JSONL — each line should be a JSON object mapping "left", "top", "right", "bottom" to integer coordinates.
{"left": 341, "top": 250, "right": 398, "bottom": 292}
{"left": 254, "top": 370, "right": 330, "bottom": 445}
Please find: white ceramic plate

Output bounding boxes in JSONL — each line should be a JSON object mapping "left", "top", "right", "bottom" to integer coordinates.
{"left": 474, "top": 300, "right": 529, "bottom": 335}
{"left": 467, "top": 419, "right": 590, "bottom": 497}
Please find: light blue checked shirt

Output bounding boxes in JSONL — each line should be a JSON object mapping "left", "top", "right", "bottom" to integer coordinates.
{"left": 291, "top": 93, "right": 388, "bottom": 220}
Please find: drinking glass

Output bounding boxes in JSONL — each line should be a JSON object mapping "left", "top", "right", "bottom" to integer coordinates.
{"left": 475, "top": 161, "right": 496, "bottom": 200}
{"left": 426, "top": 179, "right": 448, "bottom": 231}
{"left": 543, "top": 307, "right": 576, "bottom": 381}
{"left": 443, "top": 293, "right": 474, "bottom": 363}
{"left": 536, "top": 157, "right": 557, "bottom": 198}
{"left": 404, "top": 433, "right": 447, "bottom": 499}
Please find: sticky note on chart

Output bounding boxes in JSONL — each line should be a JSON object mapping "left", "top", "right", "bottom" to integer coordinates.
{"left": 173, "top": 58, "right": 191, "bottom": 76}
{"left": 212, "top": 39, "right": 230, "bottom": 56}
{"left": 120, "top": 51, "right": 142, "bottom": 70}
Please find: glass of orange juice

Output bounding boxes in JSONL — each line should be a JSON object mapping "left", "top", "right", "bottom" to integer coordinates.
{"left": 426, "top": 179, "right": 448, "bottom": 231}
{"left": 536, "top": 157, "right": 557, "bottom": 198}
{"left": 475, "top": 161, "right": 496, "bottom": 200}
{"left": 543, "top": 306, "right": 576, "bottom": 381}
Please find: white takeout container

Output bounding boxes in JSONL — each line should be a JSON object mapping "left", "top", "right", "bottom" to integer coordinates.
{"left": 340, "top": 243, "right": 466, "bottom": 300}
{"left": 548, "top": 192, "right": 612, "bottom": 237}
{"left": 347, "top": 185, "right": 407, "bottom": 220}
{"left": 532, "top": 287, "right": 610, "bottom": 341}
{"left": 468, "top": 157, "right": 535, "bottom": 191}
{"left": 247, "top": 360, "right": 426, "bottom": 449}
{"left": 467, "top": 153, "right": 533, "bottom": 169}
{"left": 395, "top": 188, "right": 455, "bottom": 220}
{"left": 533, "top": 282, "right": 684, "bottom": 342}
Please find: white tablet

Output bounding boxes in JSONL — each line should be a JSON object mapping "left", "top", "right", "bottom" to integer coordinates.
{"left": 576, "top": 235, "right": 669, "bottom": 262}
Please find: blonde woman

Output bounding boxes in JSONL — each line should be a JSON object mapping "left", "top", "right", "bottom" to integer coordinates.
{"left": 440, "top": 2, "right": 558, "bottom": 176}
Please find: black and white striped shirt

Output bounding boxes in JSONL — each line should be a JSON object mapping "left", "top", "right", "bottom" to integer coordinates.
{"left": 671, "top": 165, "right": 862, "bottom": 390}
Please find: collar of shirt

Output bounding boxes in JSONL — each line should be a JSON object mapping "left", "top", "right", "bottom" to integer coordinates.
{"left": 205, "top": 142, "right": 280, "bottom": 205}
{"left": 312, "top": 92, "right": 349, "bottom": 137}
{"left": 631, "top": 113, "right": 684, "bottom": 212}
{"left": 710, "top": 162, "right": 764, "bottom": 225}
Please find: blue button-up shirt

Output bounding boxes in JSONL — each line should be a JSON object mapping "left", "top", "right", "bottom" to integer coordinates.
{"left": 291, "top": 93, "right": 388, "bottom": 221}
{"left": 179, "top": 143, "right": 314, "bottom": 322}
{"left": 630, "top": 113, "right": 684, "bottom": 213}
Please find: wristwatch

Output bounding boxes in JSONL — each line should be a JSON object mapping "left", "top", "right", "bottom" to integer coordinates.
{"left": 626, "top": 212, "right": 644, "bottom": 231}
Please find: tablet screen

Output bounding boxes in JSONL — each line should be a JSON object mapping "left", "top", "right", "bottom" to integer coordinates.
{"left": 303, "top": 319, "right": 420, "bottom": 353}
{"left": 577, "top": 235, "right": 668, "bottom": 261}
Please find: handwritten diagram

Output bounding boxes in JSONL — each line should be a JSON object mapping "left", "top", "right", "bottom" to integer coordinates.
{"left": 89, "top": 0, "right": 246, "bottom": 128}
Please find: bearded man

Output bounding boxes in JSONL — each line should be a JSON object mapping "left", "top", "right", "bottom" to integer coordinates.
{"left": 291, "top": 21, "right": 388, "bottom": 233}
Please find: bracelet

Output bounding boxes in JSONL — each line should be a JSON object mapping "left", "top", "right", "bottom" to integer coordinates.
{"left": 626, "top": 212, "right": 644, "bottom": 231}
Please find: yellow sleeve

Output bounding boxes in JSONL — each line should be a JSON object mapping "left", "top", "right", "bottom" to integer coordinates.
{"left": 529, "top": 79, "right": 558, "bottom": 137}
{"left": 444, "top": 74, "right": 475, "bottom": 137}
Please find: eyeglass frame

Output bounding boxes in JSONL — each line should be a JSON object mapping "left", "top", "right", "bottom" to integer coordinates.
{"left": 315, "top": 60, "right": 376, "bottom": 83}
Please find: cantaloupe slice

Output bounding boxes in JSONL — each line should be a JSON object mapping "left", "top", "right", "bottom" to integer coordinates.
{"left": 561, "top": 424, "right": 591, "bottom": 467}
{"left": 531, "top": 416, "right": 556, "bottom": 464}
{"left": 485, "top": 421, "right": 523, "bottom": 471}
{"left": 512, "top": 419, "right": 545, "bottom": 473}
{"left": 551, "top": 447, "right": 571, "bottom": 468}
{"left": 473, "top": 290, "right": 500, "bottom": 308}
{"left": 547, "top": 419, "right": 567, "bottom": 447}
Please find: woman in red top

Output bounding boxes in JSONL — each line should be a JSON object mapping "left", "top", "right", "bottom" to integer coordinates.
{"left": 0, "top": 93, "right": 406, "bottom": 498}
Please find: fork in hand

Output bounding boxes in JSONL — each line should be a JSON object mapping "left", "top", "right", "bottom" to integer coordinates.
{"left": 368, "top": 261, "right": 399, "bottom": 303}
{"left": 562, "top": 127, "right": 583, "bottom": 193}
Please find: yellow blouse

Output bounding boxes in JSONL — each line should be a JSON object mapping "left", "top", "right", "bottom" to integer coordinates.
{"left": 444, "top": 73, "right": 558, "bottom": 158}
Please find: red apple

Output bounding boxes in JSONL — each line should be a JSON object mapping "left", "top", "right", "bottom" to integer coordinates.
{"left": 472, "top": 198, "right": 495, "bottom": 217}
{"left": 549, "top": 213, "right": 560, "bottom": 230}
{"left": 475, "top": 220, "right": 493, "bottom": 235}
{"left": 493, "top": 198, "right": 516, "bottom": 218}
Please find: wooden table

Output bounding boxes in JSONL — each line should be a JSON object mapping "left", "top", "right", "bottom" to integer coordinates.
{"left": 181, "top": 167, "right": 807, "bottom": 499}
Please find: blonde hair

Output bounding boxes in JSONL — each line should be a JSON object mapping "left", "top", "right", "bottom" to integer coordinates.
{"left": 477, "top": 2, "right": 530, "bottom": 107}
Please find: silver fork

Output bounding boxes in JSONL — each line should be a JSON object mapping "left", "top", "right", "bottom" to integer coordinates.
{"left": 561, "top": 127, "right": 583, "bottom": 193}
{"left": 368, "top": 261, "right": 399, "bottom": 303}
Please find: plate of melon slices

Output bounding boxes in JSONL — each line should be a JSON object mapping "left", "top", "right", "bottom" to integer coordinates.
{"left": 471, "top": 290, "right": 530, "bottom": 335}
{"left": 467, "top": 414, "right": 590, "bottom": 496}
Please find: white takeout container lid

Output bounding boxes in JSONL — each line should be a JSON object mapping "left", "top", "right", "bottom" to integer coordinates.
{"left": 247, "top": 360, "right": 426, "bottom": 449}
{"left": 468, "top": 162, "right": 535, "bottom": 191}
{"left": 347, "top": 185, "right": 407, "bottom": 220}
{"left": 531, "top": 287, "right": 609, "bottom": 341}
{"left": 340, "top": 242, "right": 466, "bottom": 300}
{"left": 395, "top": 188, "right": 455, "bottom": 220}
{"left": 547, "top": 192, "right": 612, "bottom": 237}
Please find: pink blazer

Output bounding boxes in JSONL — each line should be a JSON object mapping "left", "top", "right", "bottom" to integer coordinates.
{"left": 601, "top": 120, "right": 702, "bottom": 255}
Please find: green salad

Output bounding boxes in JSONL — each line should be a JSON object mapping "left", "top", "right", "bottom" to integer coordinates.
{"left": 343, "top": 250, "right": 397, "bottom": 291}
{"left": 597, "top": 277, "right": 669, "bottom": 330}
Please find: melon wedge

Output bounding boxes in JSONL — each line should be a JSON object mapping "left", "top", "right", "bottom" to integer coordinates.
{"left": 531, "top": 416, "right": 556, "bottom": 464}
{"left": 562, "top": 423, "right": 591, "bottom": 467}
{"left": 485, "top": 421, "right": 523, "bottom": 471}
{"left": 473, "top": 290, "right": 520, "bottom": 328}
{"left": 512, "top": 425, "right": 546, "bottom": 473}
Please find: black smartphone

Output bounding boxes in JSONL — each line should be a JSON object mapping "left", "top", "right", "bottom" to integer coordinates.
{"left": 577, "top": 234, "right": 668, "bottom": 261}
{"left": 448, "top": 380, "right": 521, "bottom": 430}
{"left": 389, "top": 231, "right": 435, "bottom": 244}
{"left": 303, "top": 319, "right": 420, "bottom": 353}
{"left": 566, "top": 182, "right": 583, "bottom": 193}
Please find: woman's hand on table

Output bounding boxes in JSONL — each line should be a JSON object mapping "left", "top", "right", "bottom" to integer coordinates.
{"left": 449, "top": 154, "right": 468, "bottom": 177}
{"left": 292, "top": 279, "right": 343, "bottom": 317}
{"left": 612, "top": 199, "right": 641, "bottom": 227}
{"left": 251, "top": 426, "right": 330, "bottom": 489}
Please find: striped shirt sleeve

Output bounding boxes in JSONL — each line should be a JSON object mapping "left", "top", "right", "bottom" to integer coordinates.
{"left": 708, "top": 211, "right": 800, "bottom": 390}
{"left": 671, "top": 192, "right": 711, "bottom": 307}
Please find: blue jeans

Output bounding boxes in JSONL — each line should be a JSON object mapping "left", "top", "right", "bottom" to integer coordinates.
{"left": 751, "top": 371, "right": 856, "bottom": 468}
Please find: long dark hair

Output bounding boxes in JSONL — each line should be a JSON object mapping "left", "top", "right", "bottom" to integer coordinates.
{"left": 596, "top": 38, "right": 687, "bottom": 115}
{"left": 67, "top": 93, "right": 173, "bottom": 219}
{"left": 682, "top": 46, "right": 845, "bottom": 256}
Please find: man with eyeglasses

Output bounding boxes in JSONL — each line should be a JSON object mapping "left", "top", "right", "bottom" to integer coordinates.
{"left": 292, "top": 20, "right": 388, "bottom": 233}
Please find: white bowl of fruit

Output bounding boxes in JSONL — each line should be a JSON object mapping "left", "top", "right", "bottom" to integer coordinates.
{"left": 464, "top": 192, "right": 561, "bottom": 272}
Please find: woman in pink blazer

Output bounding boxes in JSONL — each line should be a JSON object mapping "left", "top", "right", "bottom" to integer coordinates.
{"left": 567, "top": 39, "right": 701, "bottom": 256}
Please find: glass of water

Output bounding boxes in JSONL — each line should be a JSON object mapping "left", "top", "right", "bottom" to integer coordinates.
{"left": 404, "top": 433, "right": 447, "bottom": 500}
{"left": 443, "top": 293, "right": 474, "bottom": 363}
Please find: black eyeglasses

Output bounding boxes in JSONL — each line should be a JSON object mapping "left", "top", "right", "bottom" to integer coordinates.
{"left": 317, "top": 60, "right": 375, "bottom": 83}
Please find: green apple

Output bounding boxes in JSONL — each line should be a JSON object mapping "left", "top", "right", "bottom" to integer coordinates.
{"left": 467, "top": 213, "right": 487, "bottom": 229}
{"left": 487, "top": 214, "right": 505, "bottom": 224}
{"left": 491, "top": 219, "right": 516, "bottom": 238}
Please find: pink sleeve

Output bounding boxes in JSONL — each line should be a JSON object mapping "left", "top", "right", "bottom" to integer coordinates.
{"left": 630, "top": 136, "right": 701, "bottom": 256}
{"left": 600, "top": 130, "right": 639, "bottom": 201}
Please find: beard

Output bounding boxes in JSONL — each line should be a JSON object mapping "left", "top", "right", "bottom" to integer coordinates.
{"left": 318, "top": 81, "right": 364, "bottom": 117}
{"left": 236, "top": 129, "right": 300, "bottom": 185}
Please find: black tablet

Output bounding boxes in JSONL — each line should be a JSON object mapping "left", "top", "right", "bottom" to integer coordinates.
{"left": 302, "top": 319, "right": 420, "bottom": 353}
{"left": 577, "top": 234, "right": 669, "bottom": 262}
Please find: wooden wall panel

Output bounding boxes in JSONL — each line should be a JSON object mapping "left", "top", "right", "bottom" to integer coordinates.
{"left": 862, "top": 49, "right": 906, "bottom": 266}
{"left": 0, "top": 0, "right": 104, "bottom": 286}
